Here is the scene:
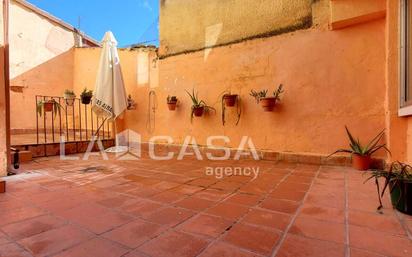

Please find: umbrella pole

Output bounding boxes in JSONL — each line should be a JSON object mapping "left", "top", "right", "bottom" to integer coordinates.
{"left": 94, "top": 117, "right": 108, "bottom": 137}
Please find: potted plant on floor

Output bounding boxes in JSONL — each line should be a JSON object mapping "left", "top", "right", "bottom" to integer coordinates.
{"left": 63, "top": 89, "right": 76, "bottom": 106}
{"left": 167, "top": 95, "right": 178, "bottom": 111}
{"left": 221, "top": 91, "right": 241, "bottom": 126}
{"left": 329, "top": 126, "right": 390, "bottom": 171}
{"left": 186, "top": 89, "right": 215, "bottom": 122}
{"left": 250, "top": 84, "right": 284, "bottom": 112}
{"left": 80, "top": 88, "right": 93, "bottom": 105}
{"left": 36, "top": 99, "right": 64, "bottom": 117}
{"left": 0, "top": 180, "right": 5, "bottom": 193}
{"left": 365, "top": 161, "right": 412, "bottom": 214}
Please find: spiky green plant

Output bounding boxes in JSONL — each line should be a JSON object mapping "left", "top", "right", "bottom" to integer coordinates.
{"left": 329, "top": 126, "right": 390, "bottom": 157}
{"left": 250, "top": 84, "right": 284, "bottom": 103}
{"left": 36, "top": 99, "right": 64, "bottom": 118}
{"left": 186, "top": 89, "right": 215, "bottom": 122}
{"left": 364, "top": 161, "right": 412, "bottom": 210}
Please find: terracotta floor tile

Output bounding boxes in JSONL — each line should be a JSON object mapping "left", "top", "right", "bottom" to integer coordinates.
{"left": 223, "top": 193, "right": 262, "bottom": 206}
{"left": 102, "top": 219, "right": 167, "bottom": 248}
{"left": 269, "top": 189, "right": 306, "bottom": 202}
{"left": 199, "top": 242, "right": 258, "bottom": 257}
{"left": 0, "top": 231, "right": 10, "bottom": 245}
{"left": 259, "top": 198, "right": 300, "bottom": 214}
{"left": 178, "top": 214, "right": 233, "bottom": 238}
{"left": 289, "top": 216, "right": 345, "bottom": 244}
{"left": 18, "top": 225, "right": 94, "bottom": 257}
{"left": 299, "top": 203, "right": 345, "bottom": 223}
{"left": 242, "top": 208, "right": 292, "bottom": 231}
{"left": 206, "top": 203, "right": 250, "bottom": 221}
{"left": 145, "top": 207, "right": 195, "bottom": 227}
{"left": 210, "top": 181, "right": 242, "bottom": 191}
{"left": 194, "top": 189, "right": 230, "bottom": 201}
{"left": 97, "top": 195, "right": 138, "bottom": 208}
{"left": 120, "top": 199, "right": 165, "bottom": 217}
{"left": 53, "top": 237, "right": 128, "bottom": 257}
{"left": 349, "top": 225, "right": 412, "bottom": 257}
{"left": 138, "top": 230, "right": 209, "bottom": 257}
{"left": 187, "top": 178, "right": 217, "bottom": 188}
{"left": 1, "top": 215, "right": 67, "bottom": 240}
{"left": 350, "top": 248, "right": 387, "bottom": 257}
{"left": 276, "top": 234, "right": 345, "bottom": 257}
{"left": 276, "top": 182, "right": 311, "bottom": 192}
{"left": 124, "top": 249, "right": 151, "bottom": 257}
{"left": 0, "top": 206, "right": 46, "bottom": 226}
{"left": 223, "top": 223, "right": 280, "bottom": 255}
{"left": 0, "top": 242, "right": 32, "bottom": 257}
{"left": 348, "top": 210, "right": 406, "bottom": 236}
{"left": 175, "top": 197, "right": 216, "bottom": 211}
{"left": 149, "top": 191, "right": 187, "bottom": 203}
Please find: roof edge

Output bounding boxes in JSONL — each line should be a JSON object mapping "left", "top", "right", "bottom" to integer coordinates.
{"left": 13, "top": 0, "right": 101, "bottom": 47}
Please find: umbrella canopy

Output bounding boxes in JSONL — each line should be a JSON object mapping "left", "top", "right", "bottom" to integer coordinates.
{"left": 92, "top": 31, "right": 127, "bottom": 120}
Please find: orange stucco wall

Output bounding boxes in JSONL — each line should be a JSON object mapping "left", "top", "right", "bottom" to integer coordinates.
{"left": 0, "top": 45, "right": 8, "bottom": 176}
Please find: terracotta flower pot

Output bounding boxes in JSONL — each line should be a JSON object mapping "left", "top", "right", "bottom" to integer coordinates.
{"left": 260, "top": 97, "right": 277, "bottom": 112}
{"left": 168, "top": 101, "right": 177, "bottom": 111}
{"left": 44, "top": 101, "right": 54, "bottom": 112}
{"left": 223, "top": 94, "right": 238, "bottom": 107}
{"left": 81, "top": 96, "right": 92, "bottom": 105}
{"left": 352, "top": 154, "right": 372, "bottom": 170}
{"left": 0, "top": 181, "right": 5, "bottom": 193}
{"left": 389, "top": 180, "right": 412, "bottom": 215}
{"left": 64, "top": 94, "right": 76, "bottom": 106}
{"left": 193, "top": 106, "right": 204, "bottom": 117}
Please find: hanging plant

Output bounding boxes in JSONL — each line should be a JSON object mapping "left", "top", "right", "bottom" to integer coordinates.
{"left": 250, "top": 84, "right": 284, "bottom": 112}
{"left": 80, "top": 88, "right": 93, "bottom": 105}
{"left": 167, "top": 95, "right": 178, "bottom": 111}
{"left": 186, "top": 89, "right": 215, "bottom": 122}
{"left": 63, "top": 89, "right": 76, "bottom": 106}
{"left": 221, "top": 92, "right": 241, "bottom": 126}
{"left": 36, "top": 99, "right": 64, "bottom": 118}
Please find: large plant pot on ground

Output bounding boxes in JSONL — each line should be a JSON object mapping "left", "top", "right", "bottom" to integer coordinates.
{"left": 389, "top": 180, "right": 412, "bottom": 215}
{"left": 193, "top": 106, "right": 204, "bottom": 117}
{"left": 352, "top": 154, "right": 371, "bottom": 171}
{"left": 223, "top": 94, "right": 238, "bottom": 107}
{"left": 260, "top": 97, "right": 276, "bottom": 112}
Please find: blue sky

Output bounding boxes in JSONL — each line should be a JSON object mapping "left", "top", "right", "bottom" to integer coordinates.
{"left": 27, "top": 0, "right": 159, "bottom": 47}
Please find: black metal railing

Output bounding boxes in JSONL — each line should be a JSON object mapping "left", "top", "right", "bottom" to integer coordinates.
{"left": 35, "top": 95, "right": 113, "bottom": 144}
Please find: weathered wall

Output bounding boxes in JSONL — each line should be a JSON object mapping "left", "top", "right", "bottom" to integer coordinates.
{"left": 9, "top": 0, "right": 75, "bottom": 130}
{"left": 159, "top": 0, "right": 313, "bottom": 57}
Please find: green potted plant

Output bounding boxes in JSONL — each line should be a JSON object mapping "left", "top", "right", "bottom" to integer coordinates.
{"left": 221, "top": 91, "right": 241, "bottom": 126}
{"left": 186, "top": 89, "right": 215, "bottom": 122}
{"left": 63, "top": 89, "right": 76, "bottom": 106}
{"left": 80, "top": 88, "right": 93, "bottom": 105}
{"left": 36, "top": 99, "right": 64, "bottom": 117}
{"left": 365, "top": 161, "right": 412, "bottom": 214}
{"left": 329, "top": 126, "right": 390, "bottom": 170}
{"left": 167, "top": 95, "right": 178, "bottom": 111}
{"left": 250, "top": 84, "right": 284, "bottom": 112}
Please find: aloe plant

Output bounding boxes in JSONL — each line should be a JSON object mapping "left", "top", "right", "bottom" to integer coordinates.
{"left": 186, "top": 89, "right": 215, "bottom": 122}
{"left": 365, "top": 161, "right": 412, "bottom": 210}
{"left": 250, "top": 84, "right": 284, "bottom": 103}
{"left": 329, "top": 126, "right": 390, "bottom": 157}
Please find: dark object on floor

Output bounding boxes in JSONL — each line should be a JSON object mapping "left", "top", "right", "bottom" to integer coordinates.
{"left": 0, "top": 181, "right": 5, "bottom": 193}
{"left": 390, "top": 180, "right": 412, "bottom": 215}
{"left": 11, "top": 147, "right": 20, "bottom": 169}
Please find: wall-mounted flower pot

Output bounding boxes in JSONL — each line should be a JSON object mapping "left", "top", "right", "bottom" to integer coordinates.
{"left": 81, "top": 96, "right": 92, "bottom": 105}
{"left": 352, "top": 154, "right": 371, "bottom": 170}
{"left": 167, "top": 101, "right": 178, "bottom": 111}
{"left": 389, "top": 180, "right": 412, "bottom": 215}
{"left": 223, "top": 94, "right": 238, "bottom": 107}
{"left": 64, "top": 94, "right": 76, "bottom": 106}
{"left": 44, "top": 101, "right": 54, "bottom": 112}
{"left": 260, "top": 97, "right": 276, "bottom": 112}
{"left": 193, "top": 106, "right": 204, "bottom": 117}
{"left": 0, "top": 181, "right": 5, "bottom": 193}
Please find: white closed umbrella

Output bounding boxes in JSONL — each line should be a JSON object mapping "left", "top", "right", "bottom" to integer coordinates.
{"left": 92, "top": 31, "right": 128, "bottom": 153}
